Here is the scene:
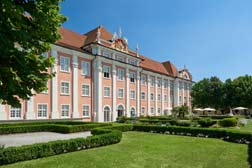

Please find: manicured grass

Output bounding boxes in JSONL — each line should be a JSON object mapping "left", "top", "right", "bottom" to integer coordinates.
{"left": 1, "top": 132, "right": 249, "bottom": 168}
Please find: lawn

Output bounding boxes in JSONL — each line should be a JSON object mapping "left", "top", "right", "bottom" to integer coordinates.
{"left": 1, "top": 132, "right": 249, "bottom": 168}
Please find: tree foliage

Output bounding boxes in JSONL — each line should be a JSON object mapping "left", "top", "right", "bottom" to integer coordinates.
{"left": 0, "top": 0, "right": 66, "bottom": 107}
{"left": 171, "top": 105, "right": 189, "bottom": 118}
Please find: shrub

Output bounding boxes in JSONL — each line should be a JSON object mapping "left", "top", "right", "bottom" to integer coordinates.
{"left": 0, "top": 126, "right": 122, "bottom": 165}
{"left": 198, "top": 118, "right": 216, "bottom": 127}
{"left": 218, "top": 118, "right": 237, "bottom": 127}
{"left": 176, "top": 120, "right": 191, "bottom": 127}
{"left": 116, "top": 116, "right": 128, "bottom": 123}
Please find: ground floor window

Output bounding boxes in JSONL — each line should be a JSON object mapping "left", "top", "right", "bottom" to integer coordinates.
{"left": 61, "top": 105, "right": 70, "bottom": 117}
{"left": 104, "top": 106, "right": 110, "bottom": 122}
{"left": 38, "top": 104, "right": 47, "bottom": 118}
{"left": 82, "top": 105, "right": 90, "bottom": 117}
{"left": 117, "top": 105, "right": 124, "bottom": 117}
{"left": 130, "top": 107, "right": 136, "bottom": 117}
{"left": 10, "top": 107, "right": 21, "bottom": 119}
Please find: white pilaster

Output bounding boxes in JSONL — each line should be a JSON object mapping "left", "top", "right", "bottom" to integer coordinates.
{"left": 167, "top": 80, "right": 172, "bottom": 115}
{"left": 126, "top": 66, "right": 130, "bottom": 117}
{"left": 137, "top": 70, "right": 141, "bottom": 117}
{"left": 51, "top": 50, "right": 59, "bottom": 119}
{"left": 96, "top": 59, "right": 103, "bottom": 122}
{"left": 72, "top": 54, "right": 79, "bottom": 118}
{"left": 155, "top": 76, "right": 158, "bottom": 116}
{"left": 182, "top": 81, "right": 185, "bottom": 105}
{"left": 174, "top": 79, "right": 179, "bottom": 107}
{"left": 26, "top": 97, "right": 35, "bottom": 119}
{"left": 112, "top": 63, "right": 117, "bottom": 121}
{"left": 147, "top": 74, "right": 151, "bottom": 116}
{"left": 0, "top": 104, "right": 6, "bottom": 120}
{"left": 161, "top": 78, "right": 164, "bottom": 115}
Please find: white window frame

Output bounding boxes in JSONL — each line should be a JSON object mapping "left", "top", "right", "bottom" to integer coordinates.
{"left": 164, "top": 95, "right": 168, "bottom": 101}
{"left": 158, "top": 94, "right": 161, "bottom": 101}
{"left": 60, "top": 56, "right": 70, "bottom": 72}
{"left": 117, "top": 56, "right": 124, "bottom": 62}
{"left": 104, "top": 86, "right": 111, "bottom": 97}
{"left": 150, "top": 78, "right": 155, "bottom": 87}
{"left": 103, "top": 65, "right": 110, "bottom": 79}
{"left": 150, "top": 107, "right": 154, "bottom": 114}
{"left": 130, "top": 72, "right": 136, "bottom": 83}
{"left": 82, "top": 105, "right": 90, "bottom": 118}
{"left": 129, "top": 59, "right": 136, "bottom": 65}
{"left": 61, "top": 81, "right": 70, "bottom": 95}
{"left": 82, "top": 84, "right": 90, "bottom": 96}
{"left": 9, "top": 106, "right": 22, "bottom": 119}
{"left": 157, "top": 79, "right": 161, "bottom": 88}
{"left": 117, "top": 68, "right": 124, "bottom": 81}
{"left": 118, "top": 88, "right": 124, "bottom": 98}
{"left": 158, "top": 107, "right": 161, "bottom": 113}
{"left": 150, "top": 93, "right": 154, "bottom": 101}
{"left": 130, "top": 90, "right": 136, "bottom": 99}
{"left": 141, "top": 107, "right": 145, "bottom": 114}
{"left": 37, "top": 104, "right": 48, "bottom": 119}
{"left": 81, "top": 61, "right": 90, "bottom": 76}
{"left": 61, "top": 104, "right": 70, "bottom": 118}
{"left": 141, "top": 92, "right": 146, "bottom": 100}
{"left": 141, "top": 75, "right": 146, "bottom": 85}
{"left": 103, "top": 51, "right": 110, "bottom": 58}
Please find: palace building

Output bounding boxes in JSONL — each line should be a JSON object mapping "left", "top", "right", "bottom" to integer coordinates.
{"left": 0, "top": 26, "right": 193, "bottom": 122}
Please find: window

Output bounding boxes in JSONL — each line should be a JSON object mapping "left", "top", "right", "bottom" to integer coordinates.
{"left": 130, "top": 107, "right": 136, "bottom": 117}
{"left": 158, "top": 94, "right": 161, "bottom": 101}
{"left": 82, "top": 61, "right": 90, "bottom": 76}
{"left": 104, "top": 87, "right": 110, "bottom": 97}
{"left": 129, "top": 60, "right": 136, "bottom": 65}
{"left": 141, "top": 92, "right": 146, "bottom": 100}
{"left": 170, "top": 95, "right": 174, "bottom": 103}
{"left": 157, "top": 79, "right": 161, "bottom": 87}
{"left": 164, "top": 80, "right": 168, "bottom": 88}
{"left": 117, "top": 56, "right": 124, "bottom": 62}
{"left": 164, "top": 95, "right": 168, "bottom": 101}
{"left": 141, "top": 107, "right": 145, "bottom": 114}
{"left": 82, "top": 84, "right": 90, "bottom": 96}
{"left": 179, "top": 82, "right": 183, "bottom": 90}
{"left": 103, "top": 66, "right": 110, "bottom": 78}
{"left": 103, "top": 52, "right": 110, "bottom": 58}
{"left": 38, "top": 104, "right": 47, "bottom": 118}
{"left": 141, "top": 75, "right": 146, "bottom": 85}
{"left": 10, "top": 107, "right": 21, "bottom": 119}
{"left": 184, "top": 83, "right": 188, "bottom": 90}
{"left": 60, "top": 56, "right": 70, "bottom": 72}
{"left": 130, "top": 90, "right": 135, "bottom": 99}
{"left": 150, "top": 93, "right": 154, "bottom": 101}
{"left": 130, "top": 72, "right": 135, "bottom": 83}
{"left": 170, "top": 81, "right": 174, "bottom": 90}
{"left": 118, "top": 88, "right": 124, "bottom": 98}
{"left": 61, "top": 105, "right": 69, "bottom": 117}
{"left": 104, "top": 106, "right": 110, "bottom": 122}
{"left": 118, "top": 68, "right": 124, "bottom": 80}
{"left": 158, "top": 108, "right": 161, "bottom": 113}
{"left": 61, "top": 82, "right": 70, "bottom": 95}
{"left": 179, "top": 96, "right": 182, "bottom": 103}
{"left": 150, "top": 107, "right": 154, "bottom": 114}
{"left": 82, "top": 105, "right": 90, "bottom": 117}
{"left": 150, "top": 78, "right": 155, "bottom": 87}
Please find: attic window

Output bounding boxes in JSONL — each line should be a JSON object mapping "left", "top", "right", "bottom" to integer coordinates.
{"left": 184, "top": 74, "right": 188, "bottom": 79}
{"left": 103, "top": 52, "right": 110, "bottom": 58}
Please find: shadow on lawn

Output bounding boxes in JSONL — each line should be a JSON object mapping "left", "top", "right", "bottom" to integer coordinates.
{"left": 248, "top": 143, "right": 252, "bottom": 168}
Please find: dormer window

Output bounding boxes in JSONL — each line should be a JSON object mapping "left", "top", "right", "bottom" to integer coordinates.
{"left": 117, "top": 56, "right": 124, "bottom": 62}
{"left": 103, "top": 52, "right": 110, "bottom": 58}
{"left": 129, "top": 59, "right": 136, "bottom": 65}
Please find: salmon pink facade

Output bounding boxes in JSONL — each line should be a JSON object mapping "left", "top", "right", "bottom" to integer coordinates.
{"left": 0, "top": 26, "right": 193, "bottom": 122}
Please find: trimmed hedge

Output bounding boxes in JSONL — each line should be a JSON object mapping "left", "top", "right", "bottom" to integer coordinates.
{"left": 0, "top": 124, "right": 133, "bottom": 165}
{"left": 0, "top": 123, "right": 112, "bottom": 135}
{"left": 198, "top": 118, "right": 216, "bottom": 127}
{"left": 218, "top": 118, "right": 237, "bottom": 127}
{"left": 133, "top": 125, "right": 252, "bottom": 143}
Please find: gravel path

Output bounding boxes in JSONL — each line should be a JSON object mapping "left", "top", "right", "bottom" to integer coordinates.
{"left": 0, "top": 131, "right": 91, "bottom": 147}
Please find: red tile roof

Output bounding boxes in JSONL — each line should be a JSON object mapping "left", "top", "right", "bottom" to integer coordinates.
{"left": 57, "top": 26, "right": 180, "bottom": 78}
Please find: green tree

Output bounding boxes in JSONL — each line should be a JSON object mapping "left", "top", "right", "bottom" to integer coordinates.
{"left": 0, "top": 0, "right": 66, "bottom": 107}
{"left": 191, "top": 76, "right": 223, "bottom": 109}
{"left": 171, "top": 105, "right": 189, "bottom": 118}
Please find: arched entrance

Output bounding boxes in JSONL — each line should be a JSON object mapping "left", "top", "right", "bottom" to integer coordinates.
{"left": 130, "top": 107, "right": 136, "bottom": 117}
{"left": 104, "top": 106, "right": 110, "bottom": 122}
{"left": 117, "top": 105, "right": 124, "bottom": 117}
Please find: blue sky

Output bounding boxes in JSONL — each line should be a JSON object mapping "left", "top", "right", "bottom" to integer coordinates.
{"left": 60, "top": 0, "right": 252, "bottom": 81}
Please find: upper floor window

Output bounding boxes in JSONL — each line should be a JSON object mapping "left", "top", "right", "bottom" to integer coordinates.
{"left": 103, "top": 52, "right": 110, "bottom": 58}
{"left": 130, "top": 90, "right": 136, "bottom": 99}
{"left": 158, "top": 94, "right": 161, "bottom": 101}
{"left": 157, "top": 79, "right": 161, "bottom": 87}
{"left": 164, "top": 80, "right": 168, "bottom": 88}
{"left": 141, "top": 75, "right": 146, "bottom": 85}
{"left": 118, "top": 68, "right": 124, "bottom": 81}
{"left": 129, "top": 59, "right": 136, "bottom": 65}
{"left": 150, "top": 93, "right": 154, "bottom": 101}
{"left": 164, "top": 95, "right": 168, "bottom": 101}
{"left": 170, "top": 81, "right": 174, "bottom": 90}
{"left": 60, "top": 56, "right": 70, "bottom": 72}
{"left": 61, "top": 81, "right": 70, "bottom": 95}
{"left": 104, "top": 87, "right": 111, "bottom": 97}
{"left": 103, "top": 66, "right": 110, "bottom": 78}
{"left": 150, "top": 78, "right": 155, "bottom": 87}
{"left": 117, "top": 56, "right": 124, "bottom": 62}
{"left": 118, "top": 88, "right": 124, "bottom": 98}
{"left": 82, "top": 61, "right": 90, "bottom": 76}
{"left": 130, "top": 72, "right": 136, "bottom": 83}
{"left": 141, "top": 92, "right": 146, "bottom": 100}
{"left": 82, "top": 84, "right": 90, "bottom": 96}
